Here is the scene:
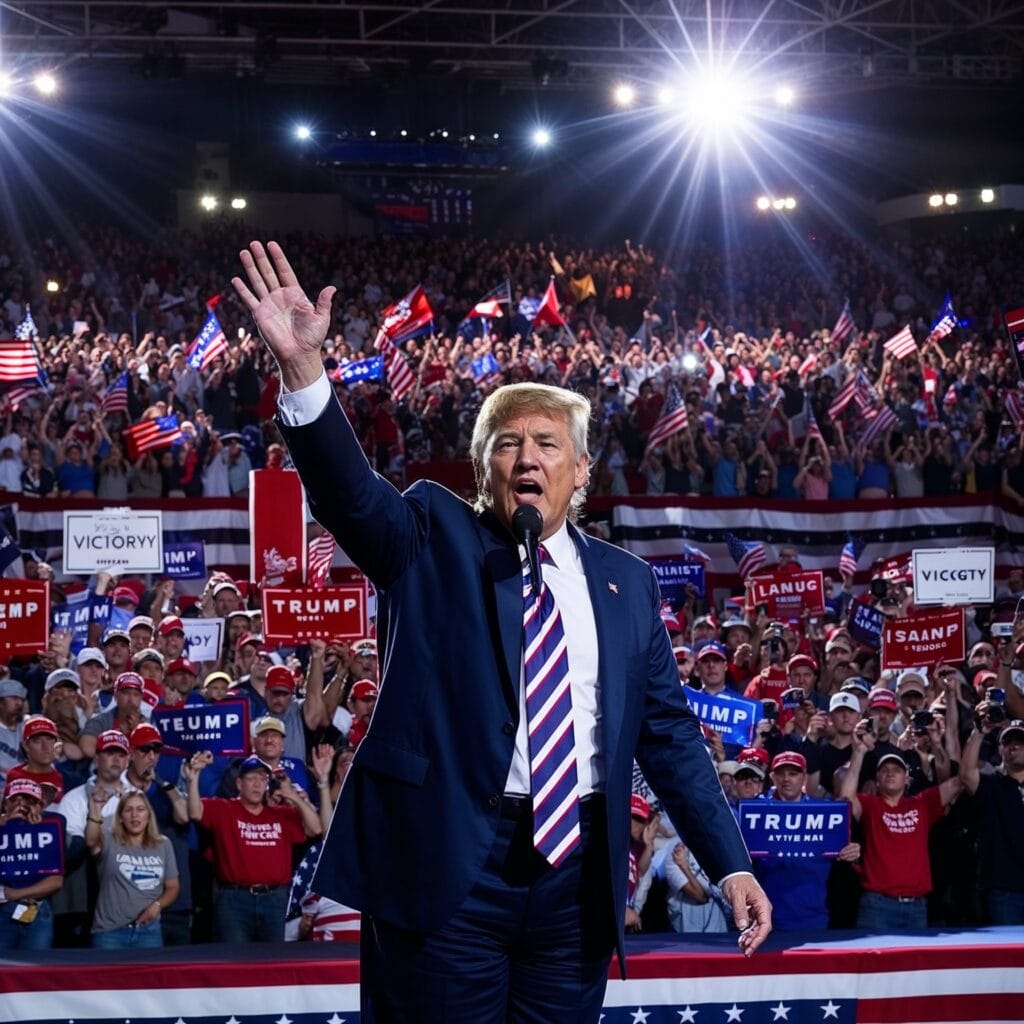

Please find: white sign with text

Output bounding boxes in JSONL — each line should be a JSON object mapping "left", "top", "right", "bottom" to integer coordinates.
{"left": 63, "top": 510, "right": 164, "bottom": 574}
{"left": 912, "top": 547, "right": 994, "bottom": 606}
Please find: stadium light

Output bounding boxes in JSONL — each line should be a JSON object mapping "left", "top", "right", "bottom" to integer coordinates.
{"left": 230, "top": 197, "right": 247, "bottom": 210}
{"left": 774, "top": 84, "right": 795, "bottom": 107}
{"left": 772, "top": 198, "right": 785, "bottom": 210}
{"left": 0, "top": 72, "right": 13, "bottom": 98}
{"left": 980, "top": 188, "right": 995, "bottom": 203}
{"left": 33, "top": 72, "right": 57, "bottom": 96}
{"left": 199, "top": 194, "right": 218, "bottom": 211}
{"left": 294, "top": 124, "right": 312, "bottom": 141}
{"left": 613, "top": 83, "right": 636, "bottom": 108}
{"left": 683, "top": 69, "right": 752, "bottom": 134}
{"left": 369, "top": 129, "right": 377, "bottom": 138}
{"left": 755, "top": 196, "right": 771, "bottom": 211}
{"left": 944, "top": 192, "right": 958, "bottom": 206}
{"left": 656, "top": 85, "right": 676, "bottom": 106}
{"left": 531, "top": 127, "right": 552, "bottom": 148}
{"left": 928, "top": 194, "right": 944, "bottom": 208}
{"left": 399, "top": 129, "right": 408, "bottom": 137}
{"left": 45, "top": 279, "right": 60, "bottom": 293}
{"left": 493, "top": 132, "right": 500, "bottom": 140}
{"left": 783, "top": 196, "right": 796, "bottom": 210}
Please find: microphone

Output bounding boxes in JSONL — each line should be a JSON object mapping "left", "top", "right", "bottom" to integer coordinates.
{"left": 511, "top": 504, "right": 544, "bottom": 595}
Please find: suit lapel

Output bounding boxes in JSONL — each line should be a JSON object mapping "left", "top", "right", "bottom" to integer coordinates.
{"left": 572, "top": 526, "right": 628, "bottom": 767}
{"left": 479, "top": 512, "right": 522, "bottom": 714}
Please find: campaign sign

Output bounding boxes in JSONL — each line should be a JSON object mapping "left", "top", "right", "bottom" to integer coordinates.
{"left": 0, "top": 817, "right": 65, "bottom": 877}
{"left": 184, "top": 617, "right": 224, "bottom": 663}
{"left": 151, "top": 699, "right": 249, "bottom": 756}
{"left": 63, "top": 509, "right": 163, "bottom": 574}
{"left": 649, "top": 559, "right": 706, "bottom": 601}
{"left": 163, "top": 541, "right": 207, "bottom": 580}
{"left": 262, "top": 586, "right": 368, "bottom": 643}
{"left": 748, "top": 570, "right": 825, "bottom": 618}
{"left": 881, "top": 607, "right": 966, "bottom": 670}
{"left": 0, "top": 579, "right": 49, "bottom": 656}
{"left": 848, "top": 602, "right": 885, "bottom": 650}
{"left": 912, "top": 547, "right": 994, "bottom": 606}
{"left": 51, "top": 588, "right": 91, "bottom": 656}
{"left": 682, "top": 685, "right": 761, "bottom": 747}
{"left": 878, "top": 552, "right": 912, "bottom": 584}
{"left": 738, "top": 800, "right": 850, "bottom": 859}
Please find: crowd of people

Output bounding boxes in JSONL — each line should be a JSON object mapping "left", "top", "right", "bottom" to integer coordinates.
{"left": 0, "top": 221, "right": 1022, "bottom": 502}
{"left": 0, "top": 220, "right": 1022, "bottom": 952}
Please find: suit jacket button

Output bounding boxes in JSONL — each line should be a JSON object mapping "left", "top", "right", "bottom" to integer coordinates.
{"left": 487, "top": 793, "right": 500, "bottom": 808}
{"left": 502, "top": 721, "right": 515, "bottom": 736}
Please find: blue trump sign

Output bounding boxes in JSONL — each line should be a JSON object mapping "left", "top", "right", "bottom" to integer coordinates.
{"left": 738, "top": 799, "right": 850, "bottom": 858}
{"left": 682, "top": 685, "right": 760, "bottom": 747}
{"left": 151, "top": 699, "right": 249, "bottom": 756}
{"left": 163, "top": 541, "right": 206, "bottom": 580}
{"left": 650, "top": 559, "right": 706, "bottom": 601}
{"left": 0, "top": 816, "right": 65, "bottom": 877}
{"left": 848, "top": 602, "right": 884, "bottom": 650}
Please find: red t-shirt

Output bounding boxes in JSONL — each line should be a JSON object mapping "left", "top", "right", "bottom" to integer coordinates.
{"left": 858, "top": 786, "right": 944, "bottom": 898}
{"left": 199, "top": 798, "right": 307, "bottom": 886}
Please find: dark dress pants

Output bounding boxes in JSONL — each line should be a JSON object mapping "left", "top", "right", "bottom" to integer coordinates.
{"left": 361, "top": 794, "right": 615, "bottom": 1023}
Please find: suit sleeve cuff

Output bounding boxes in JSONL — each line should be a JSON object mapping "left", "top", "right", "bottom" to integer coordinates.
{"left": 277, "top": 370, "right": 331, "bottom": 427}
{"left": 717, "top": 869, "right": 755, "bottom": 887}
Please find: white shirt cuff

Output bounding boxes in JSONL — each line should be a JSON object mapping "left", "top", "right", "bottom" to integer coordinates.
{"left": 718, "top": 869, "right": 755, "bottom": 887}
{"left": 277, "top": 370, "right": 331, "bottom": 427}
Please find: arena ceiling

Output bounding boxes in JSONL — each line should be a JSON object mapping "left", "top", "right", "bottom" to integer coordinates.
{"left": 4, "top": 0, "right": 1024, "bottom": 88}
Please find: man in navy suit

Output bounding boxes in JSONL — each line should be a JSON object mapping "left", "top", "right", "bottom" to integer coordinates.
{"left": 233, "top": 241, "right": 770, "bottom": 1023}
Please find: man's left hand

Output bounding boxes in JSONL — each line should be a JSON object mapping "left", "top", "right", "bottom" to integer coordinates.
{"left": 721, "top": 874, "right": 772, "bottom": 957}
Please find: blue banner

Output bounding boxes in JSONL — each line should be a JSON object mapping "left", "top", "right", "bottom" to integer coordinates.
{"left": 682, "top": 685, "right": 761, "bottom": 747}
{"left": 738, "top": 799, "right": 851, "bottom": 858}
{"left": 151, "top": 699, "right": 249, "bottom": 756}
{"left": 0, "top": 816, "right": 65, "bottom": 878}
{"left": 650, "top": 559, "right": 706, "bottom": 601}
{"left": 163, "top": 541, "right": 206, "bottom": 580}
{"left": 51, "top": 589, "right": 92, "bottom": 655}
{"left": 848, "top": 602, "right": 884, "bottom": 650}
{"left": 337, "top": 355, "right": 384, "bottom": 385}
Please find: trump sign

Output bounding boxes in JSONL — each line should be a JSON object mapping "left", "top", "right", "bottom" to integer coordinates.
{"left": 261, "top": 586, "right": 368, "bottom": 643}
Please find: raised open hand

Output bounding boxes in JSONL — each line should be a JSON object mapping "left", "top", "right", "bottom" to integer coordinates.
{"left": 232, "top": 241, "right": 335, "bottom": 390}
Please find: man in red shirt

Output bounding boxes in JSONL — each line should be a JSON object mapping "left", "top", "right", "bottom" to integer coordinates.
{"left": 841, "top": 724, "right": 961, "bottom": 930}
{"left": 185, "top": 751, "right": 322, "bottom": 942}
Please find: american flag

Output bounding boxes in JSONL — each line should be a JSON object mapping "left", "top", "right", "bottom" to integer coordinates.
{"left": 724, "top": 530, "right": 766, "bottom": 579}
{"left": 860, "top": 403, "right": 898, "bottom": 447}
{"left": 838, "top": 534, "right": 866, "bottom": 577}
{"left": 854, "top": 371, "right": 877, "bottom": 412}
{"left": 646, "top": 385, "right": 689, "bottom": 452}
{"left": 2, "top": 379, "right": 43, "bottom": 412}
{"left": 828, "top": 375, "right": 858, "bottom": 419}
{"left": 459, "top": 279, "right": 512, "bottom": 336}
{"left": 0, "top": 340, "right": 42, "bottom": 383}
{"left": 306, "top": 531, "right": 336, "bottom": 589}
{"left": 682, "top": 541, "right": 711, "bottom": 563}
{"left": 532, "top": 277, "right": 566, "bottom": 328}
{"left": 884, "top": 325, "right": 917, "bottom": 360}
{"left": 806, "top": 401, "right": 825, "bottom": 445}
{"left": 1006, "top": 388, "right": 1024, "bottom": 426}
{"left": 328, "top": 355, "right": 384, "bottom": 386}
{"left": 100, "top": 372, "right": 129, "bottom": 415}
{"left": 187, "top": 311, "right": 228, "bottom": 371}
{"left": 797, "top": 350, "right": 817, "bottom": 376}
{"left": 374, "top": 331, "right": 415, "bottom": 401}
{"left": 123, "top": 415, "right": 183, "bottom": 459}
{"left": 830, "top": 299, "right": 855, "bottom": 347}
{"left": 735, "top": 363, "right": 756, "bottom": 388}
{"left": 929, "top": 294, "right": 957, "bottom": 340}
{"left": 14, "top": 306, "right": 38, "bottom": 341}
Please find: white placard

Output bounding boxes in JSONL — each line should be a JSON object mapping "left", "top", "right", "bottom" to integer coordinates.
{"left": 185, "top": 617, "right": 224, "bottom": 662}
{"left": 912, "top": 547, "right": 995, "bottom": 606}
{"left": 62, "top": 509, "right": 164, "bottom": 574}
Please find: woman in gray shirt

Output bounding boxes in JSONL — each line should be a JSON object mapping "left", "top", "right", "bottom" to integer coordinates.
{"left": 85, "top": 790, "right": 179, "bottom": 949}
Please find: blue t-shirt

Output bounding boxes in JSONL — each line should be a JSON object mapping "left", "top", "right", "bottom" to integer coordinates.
{"left": 829, "top": 460, "right": 857, "bottom": 500}
{"left": 56, "top": 461, "right": 96, "bottom": 493}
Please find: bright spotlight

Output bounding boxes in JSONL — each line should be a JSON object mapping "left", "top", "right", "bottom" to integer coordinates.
{"left": 755, "top": 196, "right": 771, "bottom": 211}
{"left": 230, "top": 197, "right": 247, "bottom": 210}
{"left": 944, "top": 192, "right": 958, "bottom": 206}
{"left": 199, "top": 194, "right": 218, "bottom": 211}
{"left": 928, "top": 194, "right": 944, "bottom": 208}
{"left": 531, "top": 127, "right": 552, "bottom": 148}
{"left": 682, "top": 353, "right": 699, "bottom": 372}
{"left": 294, "top": 124, "right": 312, "bottom": 141}
{"left": 399, "top": 129, "right": 408, "bottom": 138}
{"left": 33, "top": 72, "right": 58, "bottom": 96}
{"left": 440, "top": 129, "right": 449, "bottom": 138}
{"left": 656, "top": 86, "right": 676, "bottom": 106}
{"left": 613, "top": 83, "right": 636, "bottom": 108}
{"left": 774, "top": 85, "right": 795, "bottom": 107}
{"left": 369, "top": 129, "right": 377, "bottom": 138}
{"left": 468, "top": 133, "right": 476, "bottom": 141}
{"left": 0, "top": 72, "right": 13, "bottom": 97}
{"left": 783, "top": 196, "right": 796, "bottom": 210}
{"left": 772, "top": 198, "right": 785, "bottom": 211}
{"left": 683, "top": 69, "right": 752, "bottom": 134}
{"left": 493, "top": 132, "right": 500, "bottom": 140}
{"left": 45, "top": 279, "right": 60, "bottom": 293}
{"left": 980, "top": 187, "right": 995, "bottom": 203}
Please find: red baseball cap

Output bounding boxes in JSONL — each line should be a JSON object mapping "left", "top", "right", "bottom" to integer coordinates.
{"left": 350, "top": 680, "right": 379, "bottom": 701}
{"left": 787, "top": 653, "right": 818, "bottom": 673}
{"left": 867, "top": 688, "right": 899, "bottom": 711}
{"left": 97, "top": 730, "right": 130, "bottom": 753}
{"left": 111, "top": 585, "right": 139, "bottom": 606}
{"left": 115, "top": 671, "right": 145, "bottom": 692}
{"left": 4, "top": 777, "right": 43, "bottom": 803}
{"left": 630, "top": 794, "right": 651, "bottom": 821}
{"left": 738, "top": 746, "right": 771, "bottom": 768}
{"left": 22, "top": 716, "right": 59, "bottom": 741}
{"left": 265, "top": 665, "right": 296, "bottom": 693}
{"left": 129, "top": 723, "right": 163, "bottom": 750}
{"left": 158, "top": 616, "right": 185, "bottom": 636}
{"left": 166, "top": 657, "right": 198, "bottom": 677}
{"left": 771, "top": 751, "right": 807, "bottom": 772}
{"left": 236, "top": 632, "right": 261, "bottom": 652}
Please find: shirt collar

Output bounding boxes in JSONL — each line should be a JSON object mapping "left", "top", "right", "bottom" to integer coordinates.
{"left": 539, "top": 520, "right": 577, "bottom": 571}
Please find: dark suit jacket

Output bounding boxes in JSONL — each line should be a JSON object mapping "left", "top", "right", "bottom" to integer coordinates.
{"left": 280, "top": 394, "right": 751, "bottom": 969}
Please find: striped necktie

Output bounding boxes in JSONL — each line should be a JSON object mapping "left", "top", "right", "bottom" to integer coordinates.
{"left": 522, "top": 544, "right": 581, "bottom": 867}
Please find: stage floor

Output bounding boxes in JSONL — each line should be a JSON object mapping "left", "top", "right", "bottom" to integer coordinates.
{"left": 2, "top": 928, "right": 1022, "bottom": 1023}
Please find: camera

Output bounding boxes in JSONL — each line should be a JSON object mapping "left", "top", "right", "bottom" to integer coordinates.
{"left": 986, "top": 687, "right": 1006, "bottom": 705}
{"left": 869, "top": 576, "right": 888, "bottom": 599}
{"left": 987, "top": 704, "right": 1008, "bottom": 725}
{"left": 762, "top": 699, "right": 779, "bottom": 721}
{"left": 781, "top": 687, "right": 805, "bottom": 710}
{"left": 911, "top": 709, "right": 935, "bottom": 736}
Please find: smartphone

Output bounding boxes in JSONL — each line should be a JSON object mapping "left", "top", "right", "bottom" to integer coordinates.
{"left": 986, "top": 687, "right": 1006, "bottom": 705}
{"left": 864, "top": 717, "right": 874, "bottom": 734}
{"left": 237, "top": 327, "right": 246, "bottom": 339}
{"left": 992, "top": 621, "right": 1014, "bottom": 638}
{"left": 780, "top": 687, "right": 805, "bottom": 710}
{"left": 762, "top": 699, "right": 779, "bottom": 721}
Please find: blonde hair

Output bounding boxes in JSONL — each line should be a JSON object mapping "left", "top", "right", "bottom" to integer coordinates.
{"left": 470, "top": 383, "right": 591, "bottom": 520}
{"left": 111, "top": 791, "right": 162, "bottom": 849}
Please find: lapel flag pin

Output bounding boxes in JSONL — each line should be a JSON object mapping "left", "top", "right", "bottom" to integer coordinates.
{"left": 608, "top": 582, "right": 619, "bottom": 595}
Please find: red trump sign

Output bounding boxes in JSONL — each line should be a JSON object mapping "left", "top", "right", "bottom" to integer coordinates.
{"left": 748, "top": 570, "right": 825, "bottom": 619}
{"left": 261, "top": 586, "right": 368, "bottom": 643}
{"left": 0, "top": 580, "right": 49, "bottom": 655}
{"left": 881, "top": 607, "right": 965, "bottom": 670}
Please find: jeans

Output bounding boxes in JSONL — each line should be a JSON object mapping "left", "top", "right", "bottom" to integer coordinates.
{"left": 0, "top": 899, "right": 53, "bottom": 951}
{"left": 92, "top": 919, "right": 164, "bottom": 949}
{"left": 856, "top": 890, "right": 927, "bottom": 931}
{"left": 215, "top": 885, "right": 289, "bottom": 943}
{"left": 988, "top": 888, "right": 1024, "bottom": 925}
